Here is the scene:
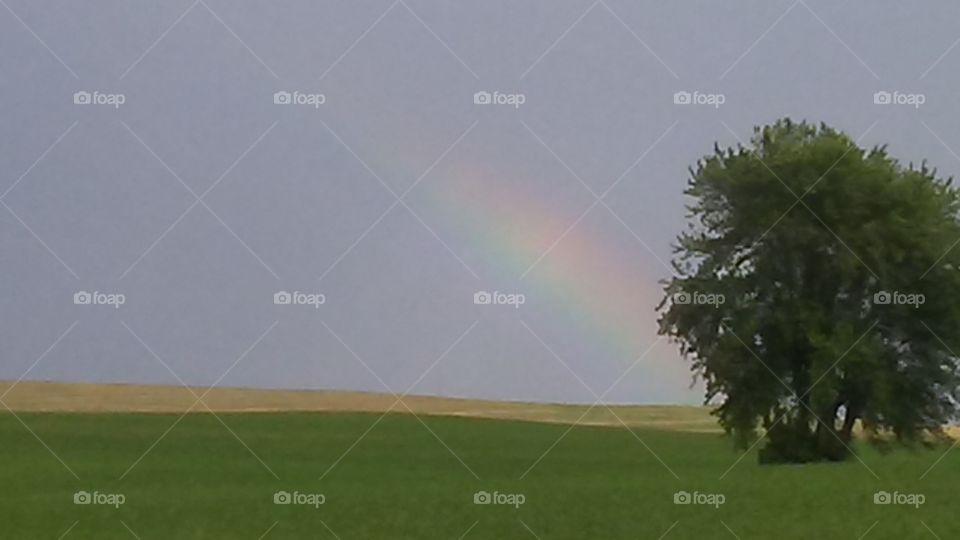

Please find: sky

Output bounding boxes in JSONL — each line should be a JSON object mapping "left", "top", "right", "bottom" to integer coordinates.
{"left": 3, "top": 0, "right": 960, "bottom": 405}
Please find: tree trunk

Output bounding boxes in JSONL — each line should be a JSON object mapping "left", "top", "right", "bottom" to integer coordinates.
{"left": 840, "top": 404, "right": 859, "bottom": 443}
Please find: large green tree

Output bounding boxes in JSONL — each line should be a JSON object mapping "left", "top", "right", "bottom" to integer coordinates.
{"left": 658, "top": 119, "right": 960, "bottom": 463}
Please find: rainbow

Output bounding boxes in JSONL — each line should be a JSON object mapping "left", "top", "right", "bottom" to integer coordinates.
{"left": 421, "top": 160, "right": 666, "bottom": 364}
{"left": 319, "top": 90, "right": 669, "bottom": 369}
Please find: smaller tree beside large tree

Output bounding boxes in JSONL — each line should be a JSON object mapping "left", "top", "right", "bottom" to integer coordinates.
{"left": 658, "top": 119, "right": 960, "bottom": 463}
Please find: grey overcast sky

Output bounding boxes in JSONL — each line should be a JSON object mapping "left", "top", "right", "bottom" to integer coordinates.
{"left": 3, "top": 0, "right": 960, "bottom": 405}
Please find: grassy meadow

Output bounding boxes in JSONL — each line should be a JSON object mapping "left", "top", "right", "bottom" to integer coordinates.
{"left": 0, "top": 394, "right": 957, "bottom": 538}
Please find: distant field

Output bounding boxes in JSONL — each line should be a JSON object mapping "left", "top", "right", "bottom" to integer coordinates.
{"left": 0, "top": 411, "right": 956, "bottom": 539}
{"left": 0, "top": 380, "right": 719, "bottom": 432}
{"left": 1, "top": 382, "right": 956, "bottom": 538}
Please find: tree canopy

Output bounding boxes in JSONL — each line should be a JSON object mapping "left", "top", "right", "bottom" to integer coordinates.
{"left": 658, "top": 119, "right": 960, "bottom": 463}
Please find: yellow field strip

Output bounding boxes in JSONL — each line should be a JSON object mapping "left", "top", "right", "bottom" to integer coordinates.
{"left": 0, "top": 380, "right": 720, "bottom": 432}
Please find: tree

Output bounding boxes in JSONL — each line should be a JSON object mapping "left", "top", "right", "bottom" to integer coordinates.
{"left": 658, "top": 119, "right": 960, "bottom": 463}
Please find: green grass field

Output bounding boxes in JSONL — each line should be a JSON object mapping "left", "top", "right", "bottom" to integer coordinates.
{"left": 0, "top": 412, "right": 956, "bottom": 539}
